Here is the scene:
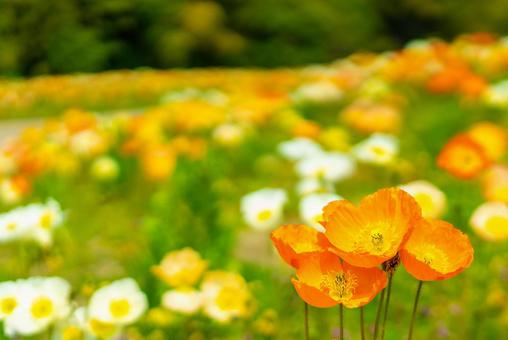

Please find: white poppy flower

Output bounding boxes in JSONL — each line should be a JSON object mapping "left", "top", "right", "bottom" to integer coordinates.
{"left": 88, "top": 278, "right": 148, "bottom": 326}
{"left": 240, "top": 188, "right": 287, "bottom": 230}
{"left": 5, "top": 277, "right": 71, "bottom": 337}
{"left": 24, "top": 199, "right": 65, "bottom": 247}
{"left": 470, "top": 202, "right": 508, "bottom": 241}
{"left": 278, "top": 137, "right": 322, "bottom": 161}
{"left": 400, "top": 180, "right": 447, "bottom": 219}
{"left": 161, "top": 288, "right": 202, "bottom": 315}
{"left": 0, "top": 210, "right": 32, "bottom": 243}
{"left": 0, "top": 281, "right": 21, "bottom": 320}
{"left": 295, "top": 177, "right": 334, "bottom": 196}
{"left": 352, "top": 133, "right": 399, "bottom": 165}
{"left": 296, "top": 152, "right": 355, "bottom": 183}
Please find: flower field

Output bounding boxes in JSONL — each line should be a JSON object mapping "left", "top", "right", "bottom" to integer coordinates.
{"left": 0, "top": 33, "right": 507, "bottom": 339}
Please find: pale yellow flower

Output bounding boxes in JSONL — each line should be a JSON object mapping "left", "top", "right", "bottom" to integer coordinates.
{"left": 152, "top": 248, "right": 208, "bottom": 287}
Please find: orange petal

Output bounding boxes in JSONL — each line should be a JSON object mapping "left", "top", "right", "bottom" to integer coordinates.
{"left": 291, "top": 278, "right": 338, "bottom": 308}
{"left": 271, "top": 224, "right": 332, "bottom": 268}
{"left": 342, "top": 262, "right": 388, "bottom": 308}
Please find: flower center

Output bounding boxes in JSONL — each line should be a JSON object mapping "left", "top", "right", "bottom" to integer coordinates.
{"left": 62, "top": 325, "right": 84, "bottom": 340}
{"left": 485, "top": 215, "right": 508, "bottom": 237}
{"left": 5, "top": 222, "right": 16, "bottom": 231}
{"left": 89, "top": 318, "right": 117, "bottom": 337}
{"left": 414, "top": 244, "right": 450, "bottom": 273}
{"left": 413, "top": 193, "right": 434, "bottom": 215}
{"left": 109, "top": 298, "right": 131, "bottom": 318}
{"left": 371, "top": 146, "right": 387, "bottom": 157}
{"left": 257, "top": 209, "right": 273, "bottom": 222}
{"left": 31, "top": 297, "right": 54, "bottom": 319}
{"left": 312, "top": 214, "right": 323, "bottom": 225}
{"left": 370, "top": 231, "right": 384, "bottom": 252}
{"left": 39, "top": 211, "right": 54, "bottom": 229}
{"left": 216, "top": 287, "right": 245, "bottom": 311}
{"left": 321, "top": 271, "right": 358, "bottom": 303}
{"left": 314, "top": 167, "right": 327, "bottom": 178}
{"left": 0, "top": 297, "right": 17, "bottom": 315}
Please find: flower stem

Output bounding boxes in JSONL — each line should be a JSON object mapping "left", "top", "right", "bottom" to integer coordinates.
{"left": 373, "top": 287, "right": 386, "bottom": 339}
{"left": 408, "top": 281, "right": 423, "bottom": 340}
{"left": 360, "top": 306, "right": 365, "bottom": 340}
{"left": 380, "top": 272, "right": 394, "bottom": 340}
{"left": 339, "top": 304, "right": 344, "bottom": 340}
{"left": 304, "top": 302, "right": 310, "bottom": 340}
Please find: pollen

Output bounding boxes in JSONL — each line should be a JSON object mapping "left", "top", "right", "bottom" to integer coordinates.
{"left": 31, "top": 297, "right": 54, "bottom": 319}
{"left": 320, "top": 271, "right": 358, "bottom": 303}
{"left": 370, "top": 231, "right": 384, "bottom": 251}
{"left": 109, "top": 298, "right": 131, "bottom": 318}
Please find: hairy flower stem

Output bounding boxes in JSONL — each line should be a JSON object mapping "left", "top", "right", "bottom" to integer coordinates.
{"left": 408, "top": 281, "right": 423, "bottom": 340}
{"left": 360, "top": 306, "right": 365, "bottom": 340}
{"left": 339, "top": 304, "right": 344, "bottom": 340}
{"left": 304, "top": 302, "right": 310, "bottom": 340}
{"left": 373, "top": 287, "right": 386, "bottom": 339}
{"left": 380, "top": 272, "right": 394, "bottom": 340}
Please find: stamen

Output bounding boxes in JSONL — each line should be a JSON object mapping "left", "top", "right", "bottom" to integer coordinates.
{"left": 321, "top": 271, "right": 358, "bottom": 302}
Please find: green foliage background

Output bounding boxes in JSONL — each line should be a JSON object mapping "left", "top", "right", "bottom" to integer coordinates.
{"left": 2, "top": 0, "right": 508, "bottom": 76}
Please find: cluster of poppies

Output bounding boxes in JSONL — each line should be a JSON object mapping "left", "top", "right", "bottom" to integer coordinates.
{"left": 271, "top": 187, "right": 474, "bottom": 336}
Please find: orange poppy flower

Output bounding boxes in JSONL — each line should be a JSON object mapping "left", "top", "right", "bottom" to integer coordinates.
{"left": 321, "top": 188, "right": 422, "bottom": 268}
{"left": 437, "top": 134, "right": 490, "bottom": 179}
{"left": 426, "top": 67, "right": 465, "bottom": 94}
{"left": 458, "top": 74, "right": 487, "bottom": 99}
{"left": 341, "top": 100, "right": 401, "bottom": 134}
{"left": 400, "top": 219, "right": 473, "bottom": 281}
{"left": 270, "top": 224, "right": 332, "bottom": 268}
{"left": 291, "top": 251, "right": 387, "bottom": 308}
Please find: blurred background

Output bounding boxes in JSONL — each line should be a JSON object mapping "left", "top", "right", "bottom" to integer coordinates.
{"left": 2, "top": 0, "right": 508, "bottom": 76}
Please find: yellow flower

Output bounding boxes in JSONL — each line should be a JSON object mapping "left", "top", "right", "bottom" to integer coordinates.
{"left": 152, "top": 248, "right": 208, "bottom": 287}
{"left": 200, "top": 271, "right": 253, "bottom": 323}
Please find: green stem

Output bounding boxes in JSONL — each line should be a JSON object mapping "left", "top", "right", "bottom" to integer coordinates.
{"left": 380, "top": 273, "right": 394, "bottom": 340}
{"left": 408, "top": 281, "right": 423, "bottom": 340}
{"left": 360, "top": 306, "right": 365, "bottom": 340}
{"left": 373, "top": 287, "right": 386, "bottom": 339}
{"left": 304, "top": 302, "right": 310, "bottom": 340}
{"left": 339, "top": 304, "right": 344, "bottom": 340}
